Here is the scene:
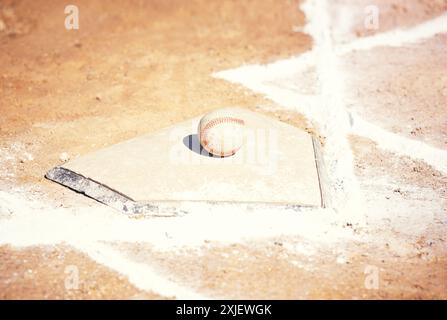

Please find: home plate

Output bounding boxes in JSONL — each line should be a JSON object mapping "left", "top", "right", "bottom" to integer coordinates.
{"left": 46, "top": 108, "right": 329, "bottom": 216}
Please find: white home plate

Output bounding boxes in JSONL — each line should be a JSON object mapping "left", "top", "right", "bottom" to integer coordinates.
{"left": 46, "top": 108, "right": 328, "bottom": 215}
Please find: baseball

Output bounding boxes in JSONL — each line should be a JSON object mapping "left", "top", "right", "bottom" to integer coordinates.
{"left": 198, "top": 108, "right": 246, "bottom": 157}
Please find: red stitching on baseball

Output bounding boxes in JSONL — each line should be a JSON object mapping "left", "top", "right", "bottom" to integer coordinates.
{"left": 203, "top": 117, "right": 244, "bottom": 132}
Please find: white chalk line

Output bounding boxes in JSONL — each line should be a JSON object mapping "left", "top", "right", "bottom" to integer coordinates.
{"left": 337, "top": 12, "right": 447, "bottom": 55}
{"left": 0, "top": 190, "right": 356, "bottom": 247}
{"left": 303, "top": 0, "right": 365, "bottom": 216}
{"left": 350, "top": 114, "right": 447, "bottom": 175}
{"left": 215, "top": 12, "right": 447, "bottom": 83}
{"left": 0, "top": 190, "right": 359, "bottom": 298}
{"left": 216, "top": 0, "right": 366, "bottom": 216}
{"left": 214, "top": 3, "right": 447, "bottom": 192}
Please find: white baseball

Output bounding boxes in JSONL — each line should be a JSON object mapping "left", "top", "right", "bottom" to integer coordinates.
{"left": 198, "top": 108, "right": 245, "bottom": 157}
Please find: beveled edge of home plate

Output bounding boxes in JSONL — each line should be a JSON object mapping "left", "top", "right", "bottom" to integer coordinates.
{"left": 45, "top": 136, "right": 331, "bottom": 217}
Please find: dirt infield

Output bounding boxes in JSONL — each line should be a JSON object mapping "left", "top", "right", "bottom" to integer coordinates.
{"left": 1, "top": 0, "right": 446, "bottom": 299}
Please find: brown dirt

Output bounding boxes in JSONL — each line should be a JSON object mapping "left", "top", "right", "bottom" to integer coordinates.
{"left": 0, "top": 0, "right": 314, "bottom": 299}
{"left": 117, "top": 240, "right": 447, "bottom": 299}
{"left": 330, "top": 0, "right": 447, "bottom": 41}
{"left": 349, "top": 135, "right": 447, "bottom": 201}
{"left": 342, "top": 34, "right": 447, "bottom": 150}
{"left": 0, "top": 0, "right": 311, "bottom": 187}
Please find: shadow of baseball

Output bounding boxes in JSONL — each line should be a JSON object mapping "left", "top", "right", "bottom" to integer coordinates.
{"left": 183, "top": 134, "right": 225, "bottom": 158}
